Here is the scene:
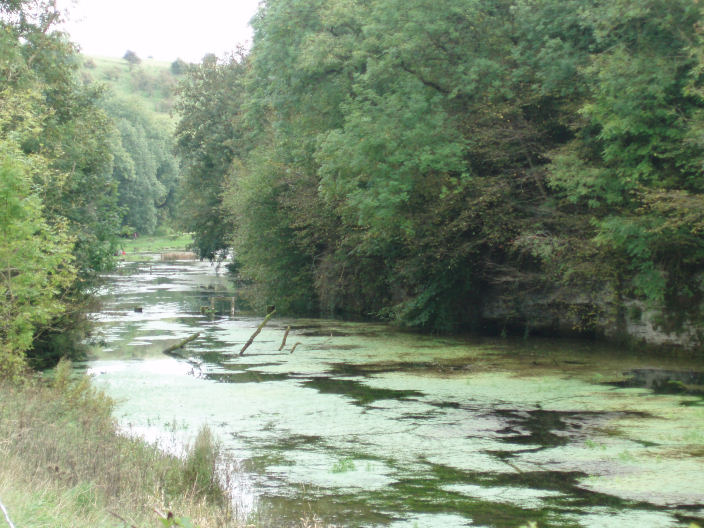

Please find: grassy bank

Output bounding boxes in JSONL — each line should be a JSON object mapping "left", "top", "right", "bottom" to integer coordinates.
{"left": 0, "top": 361, "right": 236, "bottom": 528}
{"left": 118, "top": 233, "right": 194, "bottom": 256}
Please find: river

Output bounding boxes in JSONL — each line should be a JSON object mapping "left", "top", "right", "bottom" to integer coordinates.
{"left": 82, "top": 257, "right": 704, "bottom": 527}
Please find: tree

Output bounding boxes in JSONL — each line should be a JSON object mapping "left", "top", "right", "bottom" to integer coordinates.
{"left": 174, "top": 51, "right": 248, "bottom": 260}
{"left": 0, "top": 132, "right": 75, "bottom": 380}
{"left": 174, "top": 0, "right": 704, "bottom": 344}
{"left": 171, "top": 58, "right": 188, "bottom": 75}
{"left": 104, "top": 96, "right": 179, "bottom": 235}
{"left": 1, "top": 0, "right": 122, "bottom": 373}
{"left": 123, "top": 49, "right": 141, "bottom": 66}
{"left": 546, "top": 0, "right": 704, "bottom": 332}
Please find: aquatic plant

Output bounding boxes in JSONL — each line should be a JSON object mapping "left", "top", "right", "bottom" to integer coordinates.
{"left": 330, "top": 458, "right": 356, "bottom": 474}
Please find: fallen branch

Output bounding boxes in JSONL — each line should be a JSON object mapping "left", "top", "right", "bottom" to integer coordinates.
{"left": 162, "top": 333, "right": 200, "bottom": 355}
{"left": 278, "top": 325, "right": 291, "bottom": 351}
{"left": 239, "top": 310, "right": 276, "bottom": 356}
{"left": 289, "top": 341, "right": 302, "bottom": 354}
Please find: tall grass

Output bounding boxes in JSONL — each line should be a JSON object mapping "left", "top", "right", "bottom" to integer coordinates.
{"left": 0, "top": 361, "right": 237, "bottom": 527}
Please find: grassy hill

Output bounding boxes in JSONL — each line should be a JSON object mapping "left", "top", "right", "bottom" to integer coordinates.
{"left": 81, "top": 55, "right": 183, "bottom": 120}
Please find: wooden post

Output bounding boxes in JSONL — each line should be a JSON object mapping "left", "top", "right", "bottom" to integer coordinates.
{"left": 230, "top": 297, "right": 235, "bottom": 316}
{"left": 279, "top": 326, "right": 291, "bottom": 351}
{"left": 289, "top": 342, "right": 302, "bottom": 354}
{"left": 210, "top": 297, "right": 215, "bottom": 313}
{"left": 239, "top": 310, "right": 276, "bottom": 356}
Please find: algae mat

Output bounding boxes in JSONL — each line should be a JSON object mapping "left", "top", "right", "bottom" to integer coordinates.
{"left": 84, "top": 259, "right": 704, "bottom": 527}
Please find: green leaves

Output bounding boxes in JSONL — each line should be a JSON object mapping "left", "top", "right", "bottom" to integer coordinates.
{"left": 0, "top": 138, "right": 76, "bottom": 379}
{"left": 103, "top": 96, "right": 178, "bottom": 235}
{"left": 0, "top": 0, "right": 126, "bottom": 373}
{"left": 176, "top": 0, "right": 704, "bottom": 339}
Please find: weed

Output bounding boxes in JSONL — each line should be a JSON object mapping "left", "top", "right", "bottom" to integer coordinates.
{"left": 330, "top": 457, "right": 356, "bottom": 473}
{"left": 0, "top": 361, "right": 236, "bottom": 527}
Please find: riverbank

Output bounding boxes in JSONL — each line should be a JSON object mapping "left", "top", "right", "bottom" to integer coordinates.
{"left": 118, "top": 233, "right": 195, "bottom": 257}
{"left": 0, "top": 361, "right": 236, "bottom": 528}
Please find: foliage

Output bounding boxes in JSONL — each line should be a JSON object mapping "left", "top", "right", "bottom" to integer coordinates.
{"left": 103, "top": 95, "right": 179, "bottom": 234}
{"left": 0, "top": 363, "right": 235, "bottom": 527}
{"left": 182, "top": 426, "right": 224, "bottom": 502}
{"left": 0, "top": 136, "right": 75, "bottom": 380}
{"left": 174, "top": 52, "right": 249, "bottom": 260}
{"left": 330, "top": 457, "right": 355, "bottom": 473}
{"left": 123, "top": 49, "right": 141, "bottom": 65}
{"left": 546, "top": 0, "right": 704, "bottom": 331}
{"left": 0, "top": 0, "right": 122, "bottom": 374}
{"left": 174, "top": 0, "right": 704, "bottom": 343}
{"left": 171, "top": 58, "right": 189, "bottom": 75}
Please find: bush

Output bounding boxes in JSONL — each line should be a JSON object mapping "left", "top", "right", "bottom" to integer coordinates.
{"left": 123, "top": 50, "right": 141, "bottom": 65}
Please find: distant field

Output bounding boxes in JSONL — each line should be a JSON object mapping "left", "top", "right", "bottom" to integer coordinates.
{"left": 119, "top": 233, "right": 194, "bottom": 256}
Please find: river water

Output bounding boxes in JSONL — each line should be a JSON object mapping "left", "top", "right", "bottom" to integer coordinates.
{"left": 83, "top": 257, "right": 704, "bottom": 527}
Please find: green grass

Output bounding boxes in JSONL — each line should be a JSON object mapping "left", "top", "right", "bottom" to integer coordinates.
{"left": 330, "top": 457, "right": 356, "bottom": 473}
{"left": 0, "top": 361, "right": 235, "bottom": 528}
{"left": 82, "top": 55, "right": 181, "bottom": 120}
{"left": 119, "top": 233, "right": 194, "bottom": 255}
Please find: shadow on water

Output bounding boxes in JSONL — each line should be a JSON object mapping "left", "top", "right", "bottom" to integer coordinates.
{"left": 492, "top": 409, "right": 652, "bottom": 450}
{"left": 329, "top": 360, "right": 454, "bottom": 377}
{"left": 207, "top": 371, "right": 291, "bottom": 383}
{"left": 610, "top": 368, "right": 704, "bottom": 397}
{"left": 302, "top": 377, "right": 424, "bottom": 406}
{"left": 401, "top": 463, "right": 700, "bottom": 528}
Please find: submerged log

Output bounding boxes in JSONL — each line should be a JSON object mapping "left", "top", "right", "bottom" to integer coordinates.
{"left": 239, "top": 310, "right": 276, "bottom": 356}
{"left": 279, "top": 325, "right": 291, "bottom": 351}
{"left": 162, "top": 332, "right": 200, "bottom": 356}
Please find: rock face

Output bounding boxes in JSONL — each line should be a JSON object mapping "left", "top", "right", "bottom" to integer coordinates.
{"left": 480, "top": 284, "right": 703, "bottom": 352}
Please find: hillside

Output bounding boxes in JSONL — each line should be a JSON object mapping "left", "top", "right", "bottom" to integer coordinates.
{"left": 80, "top": 55, "right": 184, "bottom": 121}
{"left": 78, "top": 55, "right": 184, "bottom": 236}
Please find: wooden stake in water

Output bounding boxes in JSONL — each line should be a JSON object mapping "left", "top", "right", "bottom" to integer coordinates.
{"left": 239, "top": 310, "right": 276, "bottom": 356}
{"left": 279, "top": 325, "right": 291, "bottom": 351}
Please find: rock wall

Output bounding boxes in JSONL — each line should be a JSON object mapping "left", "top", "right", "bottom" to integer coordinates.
{"left": 480, "top": 285, "right": 703, "bottom": 352}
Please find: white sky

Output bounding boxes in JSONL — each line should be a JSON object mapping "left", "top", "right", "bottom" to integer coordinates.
{"left": 56, "top": 0, "right": 261, "bottom": 63}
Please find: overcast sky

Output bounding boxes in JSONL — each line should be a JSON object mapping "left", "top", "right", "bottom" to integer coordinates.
{"left": 56, "top": 0, "right": 261, "bottom": 63}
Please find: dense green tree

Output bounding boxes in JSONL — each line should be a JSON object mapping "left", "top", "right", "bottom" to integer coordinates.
{"left": 123, "top": 49, "right": 141, "bottom": 66}
{"left": 0, "top": 121, "right": 76, "bottom": 380}
{"left": 174, "top": 52, "right": 249, "bottom": 260}
{"left": 0, "top": 0, "right": 122, "bottom": 373}
{"left": 170, "top": 58, "right": 188, "bottom": 75}
{"left": 103, "top": 96, "right": 179, "bottom": 235}
{"left": 546, "top": 0, "right": 704, "bottom": 332}
{"left": 175, "top": 0, "right": 704, "bottom": 344}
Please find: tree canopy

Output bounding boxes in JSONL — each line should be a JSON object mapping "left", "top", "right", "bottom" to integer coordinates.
{"left": 175, "top": 0, "right": 704, "bottom": 344}
{"left": 0, "top": 0, "right": 177, "bottom": 374}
